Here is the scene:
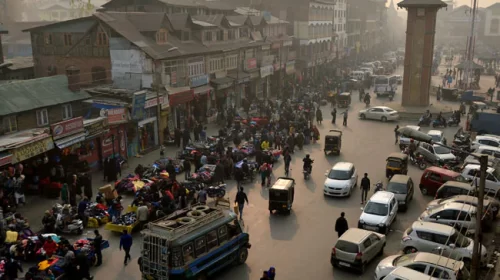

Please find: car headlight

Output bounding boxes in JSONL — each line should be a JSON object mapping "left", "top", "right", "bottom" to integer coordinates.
{"left": 359, "top": 219, "right": 365, "bottom": 224}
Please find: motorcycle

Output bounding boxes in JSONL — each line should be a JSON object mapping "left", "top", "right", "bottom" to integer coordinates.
{"left": 374, "top": 181, "right": 384, "bottom": 192}
{"left": 55, "top": 213, "right": 83, "bottom": 234}
{"left": 446, "top": 117, "right": 460, "bottom": 127}
{"left": 432, "top": 119, "right": 447, "bottom": 128}
{"left": 207, "top": 184, "right": 226, "bottom": 198}
{"left": 418, "top": 116, "right": 432, "bottom": 126}
{"left": 403, "top": 148, "right": 427, "bottom": 170}
{"left": 303, "top": 166, "right": 312, "bottom": 180}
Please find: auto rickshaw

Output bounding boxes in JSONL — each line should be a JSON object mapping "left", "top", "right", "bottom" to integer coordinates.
{"left": 269, "top": 177, "right": 295, "bottom": 215}
{"left": 337, "top": 92, "right": 351, "bottom": 108}
{"left": 441, "top": 88, "right": 460, "bottom": 101}
{"left": 386, "top": 153, "right": 409, "bottom": 178}
{"left": 324, "top": 130, "right": 342, "bottom": 155}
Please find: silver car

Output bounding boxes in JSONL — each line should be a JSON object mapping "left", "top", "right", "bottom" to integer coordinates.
{"left": 418, "top": 202, "right": 477, "bottom": 234}
{"left": 330, "top": 228, "right": 386, "bottom": 273}
{"left": 416, "top": 143, "right": 456, "bottom": 164}
{"left": 386, "top": 175, "right": 414, "bottom": 212}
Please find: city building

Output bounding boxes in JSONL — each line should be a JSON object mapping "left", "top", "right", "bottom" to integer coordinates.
{"left": 334, "top": 0, "right": 347, "bottom": 59}
{"left": 101, "top": 0, "right": 236, "bottom": 15}
{"left": 0, "top": 57, "right": 35, "bottom": 80}
{"left": 1, "top": 21, "right": 57, "bottom": 59}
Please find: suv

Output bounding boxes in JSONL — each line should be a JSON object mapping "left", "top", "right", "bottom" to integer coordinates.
{"left": 330, "top": 228, "right": 385, "bottom": 273}
{"left": 435, "top": 181, "right": 475, "bottom": 199}
{"left": 461, "top": 163, "right": 500, "bottom": 196}
{"left": 375, "top": 252, "right": 468, "bottom": 280}
{"left": 419, "top": 167, "right": 468, "bottom": 196}
{"left": 400, "top": 221, "right": 487, "bottom": 267}
{"left": 383, "top": 267, "right": 440, "bottom": 280}
{"left": 399, "top": 125, "right": 420, "bottom": 149}
{"left": 471, "top": 135, "right": 500, "bottom": 150}
{"left": 427, "top": 130, "right": 447, "bottom": 144}
{"left": 323, "top": 162, "right": 358, "bottom": 197}
{"left": 358, "top": 191, "right": 398, "bottom": 234}
{"left": 416, "top": 143, "right": 456, "bottom": 164}
{"left": 386, "top": 175, "right": 414, "bottom": 211}
{"left": 418, "top": 202, "right": 477, "bottom": 234}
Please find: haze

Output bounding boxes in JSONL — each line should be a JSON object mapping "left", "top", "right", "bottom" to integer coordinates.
{"left": 455, "top": 0, "right": 497, "bottom": 7}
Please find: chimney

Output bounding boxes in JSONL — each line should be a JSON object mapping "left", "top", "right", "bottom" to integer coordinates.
{"left": 67, "top": 71, "right": 81, "bottom": 92}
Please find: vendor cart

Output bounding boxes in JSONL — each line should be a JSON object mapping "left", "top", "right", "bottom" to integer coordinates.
{"left": 104, "top": 205, "right": 139, "bottom": 234}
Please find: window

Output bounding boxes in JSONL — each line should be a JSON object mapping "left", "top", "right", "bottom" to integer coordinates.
{"left": 428, "top": 172, "right": 442, "bottom": 182}
{"left": 218, "top": 225, "right": 228, "bottom": 243}
{"left": 362, "top": 238, "right": 372, "bottom": 249}
{"left": 97, "top": 32, "right": 108, "bottom": 45}
{"left": 182, "top": 243, "right": 194, "bottom": 263}
{"left": 432, "top": 209, "right": 458, "bottom": 220}
{"left": 209, "top": 57, "right": 224, "bottom": 73}
{"left": 429, "top": 267, "right": 450, "bottom": 279}
{"left": 458, "top": 211, "right": 471, "bottom": 221}
{"left": 225, "top": 55, "right": 238, "bottom": 70}
{"left": 216, "top": 30, "right": 223, "bottom": 41}
{"left": 406, "top": 263, "right": 428, "bottom": 273}
{"left": 416, "top": 230, "right": 433, "bottom": 241}
{"left": 228, "top": 29, "right": 235, "bottom": 40}
{"left": 194, "top": 237, "right": 206, "bottom": 257}
{"left": 240, "top": 28, "right": 248, "bottom": 38}
{"left": 433, "top": 234, "right": 449, "bottom": 245}
{"left": 206, "top": 230, "right": 218, "bottom": 251}
{"left": 44, "top": 34, "right": 53, "bottom": 45}
{"left": 1, "top": 116, "right": 17, "bottom": 134}
{"left": 63, "top": 33, "right": 72, "bottom": 46}
{"left": 187, "top": 57, "right": 205, "bottom": 77}
{"left": 62, "top": 104, "right": 73, "bottom": 120}
{"left": 204, "top": 31, "right": 212, "bottom": 42}
{"left": 487, "top": 173, "right": 498, "bottom": 182}
{"left": 369, "top": 234, "right": 380, "bottom": 243}
{"left": 36, "top": 109, "right": 49, "bottom": 127}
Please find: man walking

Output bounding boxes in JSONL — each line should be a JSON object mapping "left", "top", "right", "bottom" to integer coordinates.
{"left": 119, "top": 230, "right": 133, "bottom": 265}
{"left": 235, "top": 187, "right": 249, "bottom": 220}
{"left": 331, "top": 107, "right": 337, "bottom": 124}
{"left": 394, "top": 125, "right": 399, "bottom": 145}
{"left": 360, "top": 173, "right": 371, "bottom": 204}
{"left": 93, "top": 230, "right": 103, "bottom": 266}
{"left": 335, "top": 212, "right": 349, "bottom": 238}
{"left": 342, "top": 110, "right": 348, "bottom": 126}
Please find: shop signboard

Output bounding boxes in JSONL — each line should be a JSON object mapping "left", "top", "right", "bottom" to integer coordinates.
{"left": 0, "top": 154, "right": 12, "bottom": 167}
{"left": 283, "top": 40, "right": 292, "bottom": 47}
{"left": 107, "top": 108, "right": 128, "bottom": 125}
{"left": 245, "top": 58, "right": 257, "bottom": 71}
{"left": 12, "top": 137, "right": 54, "bottom": 163}
{"left": 131, "top": 91, "right": 147, "bottom": 120}
{"left": 51, "top": 117, "right": 84, "bottom": 140}
{"left": 261, "top": 55, "right": 274, "bottom": 67}
{"left": 144, "top": 96, "right": 167, "bottom": 109}
{"left": 286, "top": 61, "right": 296, "bottom": 74}
{"left": 190, "top": 74, "right": 209, "bottom": 88}
{"left": 85, "top": 119, "right": 107, "bottom": 138}
{"left": 101, "top": 127, "right": 127, "bottom": 158}
{"left": 260, "top": 65, "right": 273, "bottom": 78}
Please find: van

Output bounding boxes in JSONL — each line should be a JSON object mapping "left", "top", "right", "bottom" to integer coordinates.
{"left": 435, "top": 181, "right": 475, "bottom": 199}
{"left": 419, "top": 166, "right": 468, "bottom": 196}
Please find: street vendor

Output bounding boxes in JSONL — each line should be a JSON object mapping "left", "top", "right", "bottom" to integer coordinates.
{"left": 109, "top": 196, "right": 124, "bottom": 222}
{"left": 42, "top": 210, "right": 56, "bottom": 233}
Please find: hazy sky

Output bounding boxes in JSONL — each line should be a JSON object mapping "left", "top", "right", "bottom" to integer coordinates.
{"left": 455, "top": 0, "right": 497, "bottom": 8}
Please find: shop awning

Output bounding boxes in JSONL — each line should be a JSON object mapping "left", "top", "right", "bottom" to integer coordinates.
{"left": 210, "top": 77, "right": 233, "bottom": 90}
{"left": 55, "top": 133, "right": 86, "bottom": 149}
{"left": 193, "top": 85, "right": 213, "bottom": 95}
{"left": 166, "top": 86, "right": 194, "bottom": 107}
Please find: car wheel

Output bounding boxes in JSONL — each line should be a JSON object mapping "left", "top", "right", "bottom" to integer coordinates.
{"left": 403, "top": 247, "right": 417, "bottom": 254}
{"left": 360, "top": 114, "right": 366, "bottom": 119}
{"left": 236, "top": 248, "right": 248, "bottom": 264}
{"left": 421, "top": 187, "right": 428, "bottom": 195}
{"left": 381, "top": 116, "right": 387, "bottom": 122}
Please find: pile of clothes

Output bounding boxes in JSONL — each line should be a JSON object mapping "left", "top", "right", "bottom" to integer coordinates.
{"left": 111, "top": 212, "right": 137, "bottom": 226}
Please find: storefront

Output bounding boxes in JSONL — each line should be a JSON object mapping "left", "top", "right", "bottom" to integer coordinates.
{"left": 11, "top": 135, "right": 54, "bottom": 164}
{"left": 260, "top": 65, "right": 274, "bottom": 99}
{"left": 189, "top": 74, "right": 213, "bottom": 123}
{"left": 227, "top": 70, "right": 250, "bottom": 109}
{"left": 244, "top": 58, "right": 260, "bottom": 100}
{"left": 144, "top": 93, "right": 169, "bottom": 144}
{"left": 106, "top": 107, "right": 130, "bottom": 158}
{"left": 80, "top": 117, "right": 108, "bottom": 171}
{"left": 210, "top": 74, "right": 233, "bottom": 111}
{"left": 167, "top": 86, "right": 194, "bottom": 129}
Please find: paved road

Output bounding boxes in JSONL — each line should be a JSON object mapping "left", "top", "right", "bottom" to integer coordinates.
{"left": 18, "top": 75, "right": 467, "bottom": 279}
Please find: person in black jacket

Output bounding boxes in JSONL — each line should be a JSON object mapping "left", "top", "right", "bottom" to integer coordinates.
{"left": 166, "top": 162, "right": 176, "bottom": 181}
{"left": 234, "top": 187, "right": 248, "bottom": 220}
{"left": 360, "top": 173, "right": 371, "bottom": 204}
{"left": 335, "top": 212, "right": 349, "bottom": 238}
{"left": 93, "top": 230, "right": 103, "bottom": 266}
{"left": 183, "top": 160, "right": 191, "bottom": 180}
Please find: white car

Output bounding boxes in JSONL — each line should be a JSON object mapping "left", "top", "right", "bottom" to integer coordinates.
{"left": 375, "top": 252, "right": 468, "bottom": 280}
{"left": 358, "top": 191, "right": 398, "bottom": 234}
{"left": 418, "top": 202, "right": 477, "bottom": 234}
{"left": 358, "top": 106, "right": 399, "bottom": 122}
{"left": 471, "top": 135, "right": 500, "bottom": 150}
{"left": 323, "top": 162, "right": 358, "bottom": 197}
{"left": 383, "top": 267, "right": 440, "bottom": 280}
{"left": 427, "top": 130, "right": 447, "bottom": 145}
{"left": 473, "top": 145, "right": 500, "bottom": 158}
{"left": 461, "top": 163, "right": 500, "bottom": 196}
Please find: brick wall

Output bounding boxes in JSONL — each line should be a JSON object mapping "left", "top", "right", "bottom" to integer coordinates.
{"left": 33, "top": 55, "right": 112, "bottom": 86}
{"left": 15, "top": 101, "right": 90, "bottom": 131}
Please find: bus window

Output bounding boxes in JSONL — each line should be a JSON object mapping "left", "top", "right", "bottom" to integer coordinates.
{"left": 182, "top": 242, "right": 194, "bottom": 263}
{"left": 195, "top": 237, "right": 206, "bottom": 257}
{"left": 218, "top": 225, "right": 228, "bottom": 243}
{"left": 206, "top": 230, "right": 218, "bottom": 251}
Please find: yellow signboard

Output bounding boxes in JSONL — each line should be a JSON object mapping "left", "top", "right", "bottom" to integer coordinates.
{"left": 12, "top": 137, "right": 54, "bottom": 163}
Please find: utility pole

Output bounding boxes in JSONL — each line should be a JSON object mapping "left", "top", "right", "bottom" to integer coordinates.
{"left": 464, "top": 0, "right": 478, "bottom": 89}
{"left": 470, "top": 154, "right": 488, "bottom": 280}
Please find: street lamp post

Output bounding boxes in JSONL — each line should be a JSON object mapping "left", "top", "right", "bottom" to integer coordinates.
{"left": 397, "top": 127, "right": 487, "bottom": 280}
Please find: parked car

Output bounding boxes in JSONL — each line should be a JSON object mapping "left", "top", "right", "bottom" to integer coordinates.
{"left": 471, "top": 135, "right": 500, "bottom": 150}
{"left": 386, "top": 175, "right": 414, "bottom": 211}
{"left": 383, "top": 267, "right": 440, "bottom": 280}
{"left": 358, "top": 191, "right": 398, "bottom": 234}
{"left": 375, "top": 252, "right": 468, "bottom": 280}
{"left": 330, "top": 228, "right": 386, "bottom": 273}
{"left": 323, "top": 162, "right": 358, "bottom": 197}
{"left": 358, "top": 106, "right": 399, "bottom": 122}
{"left": 435, "top": 181, "right": 475, "bottom": 199}
{"left": 416, "top": 143, "right": 456, "bottom": 164}
{"left": 400, "top": 221, "right": 487, "bottom": 268}
{"left": 419, "top": 167, "right": 468, "bottom": 196}
{"left": 427, "top": 130, "right": 447, "bottom": 145}
{"left": 461, "top": 163, "right": 500, "bottom": 197}
{"left": 418, "top": 202, "right": 477, "bottom": 236}
{"left": 399, "top": 125, "right": 420, "bottom": 150}
{"left": 473, "top": 145, "right": 500, "bottom": 159}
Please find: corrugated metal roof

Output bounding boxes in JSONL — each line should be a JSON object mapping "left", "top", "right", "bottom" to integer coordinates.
{"left": 192, "top": 15, "right": 225, "bottom": 27}
{"left": 124, "top": 13, "right": 167, "bottom": 32}
{"left": 397, "top": 0, "right": 447, "bottom": 8}
{"left": 0, "top": 75, "right": 91, "bottom": 116}
{"left": 225, "top": 15, "right": 247, "bottom": 26}
{"left": 167, "top": 14, "right": 191, "bottom": 30}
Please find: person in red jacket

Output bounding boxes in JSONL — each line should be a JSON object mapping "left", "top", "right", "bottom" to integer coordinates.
{"left": 42, "top": 236, "right": 58, "bottom": 258}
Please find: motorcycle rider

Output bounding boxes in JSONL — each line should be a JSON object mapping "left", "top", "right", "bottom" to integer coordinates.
{"left": 303, "top": 154, "right": 314, "bottom": 173}
{"left": 363, "top": 92, "right": 371, "bottom": 105}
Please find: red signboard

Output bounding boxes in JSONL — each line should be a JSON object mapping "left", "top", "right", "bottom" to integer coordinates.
{"left": 246, "top": 58, "right": 257, "bottom": 70}
{"left": 0, "top": 154, "right": 12, "bottom": 167}
{"left": 169, "top": 90, "right": 194, "bottom": 107}
{"left": 51, "top": 117, "right": 84, "bottom": 140}
{"left": 101, "top": 127, "right": 127, "bottom": 158}
{"left": 107, "top": 108, "right": 128, "bottom": 125}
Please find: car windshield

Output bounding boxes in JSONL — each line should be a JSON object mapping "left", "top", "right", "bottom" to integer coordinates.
{"left": 430, "top": 135, "right": 442, "bottom": 142}
{"left": 434, "top": 146, "right": 451, "bottom": 154}
{"left": 328, "top": 169, "right": 351, "bottom": 180}
{"left": 364, "top": 202, "right": 388, "bottom": 216}
{"left": 387, "top": 182, "right": 407, "bottom": 194}
{"left": 375, "top": 77, "right": 389, "bottom": 84}
{"left": 450, "top": 231, "right": 471, "bottom": 248}
{"left": 335, "top": 240, "right": 359, "bottom": 253}
{"left": 387, "top": 160, "right": 401, "bottom": 168}
{"left": 393, "top": 254, "right": 416, "bottom": 266}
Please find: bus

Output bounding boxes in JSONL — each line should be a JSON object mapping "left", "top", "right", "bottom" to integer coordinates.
{"left": 374, "top": 75, "right": 396, "bottom": 97}
{"left": 140, "top": 203, "right": 251, "bottom": 280}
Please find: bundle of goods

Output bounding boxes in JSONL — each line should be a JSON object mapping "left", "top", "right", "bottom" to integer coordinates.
{"left": 105, "top": 211, "right": 138, "bottom": 234}
{"left": 72, "top": 238, "right": 110, "bottom": 266}
{"left": 234, "top": 160, "right": 258, "bottom": 171}
{"left": 115, "top": 176, "right": 151, "bottom": 193}
{"left": 234, "top": 144, "right": 255, "bottom": 157}
{"left": 98, "top": 184, "right": 118, "bottom": 201}
{"left": 176, "top": 149, "right": 195, "bottom": 161}
{"left": 241, "top": 117, "right": 269, "bottom": 127}
{"left": 263, "top": 149, "right": 282, "bottom": 162}
{"left": 85, "top": 203, "right": 110, "bottom": 228}
{"left": 189, "top": 164, "right": 216, "bottom": 184}
{"left": 157, "top": 158, "right": 185, "bottom": 174}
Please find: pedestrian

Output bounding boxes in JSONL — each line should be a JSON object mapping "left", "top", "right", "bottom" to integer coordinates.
{"left": 331, "top": 107, "right": 337, "bottom": 124}
{"left": 61, "top": 183, "right": 69, "bottom": 205}
{"left": 200, "top": 126, "right": 207, "bottom": 142}
{"left": 267, "top": 267, "right": 276, "bottom": 280}
{"left": 119, "top": 229, "right": 133, "bottom": 265}
{"left": 342, "top": 110, "right": 348, "bottom": 126}
{"left": 260, "top": 271, "right": 270, "bottom": 280}
{"left": 360, "top": 173, "right": 371, "bottom": 204}
{"left": 197, "top": 187, "right": 207, "bottom": 204}
{"left": 93, "top": 230, "right": 103, "bottom": 266}
{"left": 234, "top": 187, "right": 249, "bottom": 220}
{"left": 260, "top": 163, "right": 270, "bottom": 187}
{"left": 394, "top": 125, "right": 399, "bottom": 145}
{"left": 183, "top": 159, "right": 191, "bottom": 180}
{"left": 76, "top": 251, "right": 93, "bottom": 279}
{"left": 77, "top": 197, "right": 89, "bottom": 228}
{"left": 42, "top": 236, "right": 57, "bottom": 259}
{"left": 4, "top": 258, "right": 23, "bottom": 279}
{"left": 316, "top": 108, "right": 323, "bottom": 124}
{"left": 335, "top": 212, "right": 349, "bottom": 238}
{"left": 136, "top": 202, "right": 149, "bottom": 229}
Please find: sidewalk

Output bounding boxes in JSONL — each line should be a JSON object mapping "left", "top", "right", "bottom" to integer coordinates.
{"left": 20, "top": 123, "right": 222, "bottom": 231}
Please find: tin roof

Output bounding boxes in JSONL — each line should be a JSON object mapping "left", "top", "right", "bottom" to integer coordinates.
{"left": 397, "top": 0, "right": 447, "bottom": 8}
